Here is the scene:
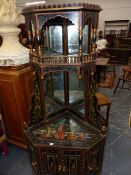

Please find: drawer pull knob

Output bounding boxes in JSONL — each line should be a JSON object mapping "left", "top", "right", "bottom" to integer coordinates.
{"left": 32, "top": 161, "right": 37, "bottom": 166}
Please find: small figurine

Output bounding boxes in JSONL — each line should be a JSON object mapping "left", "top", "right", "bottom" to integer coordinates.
{"left": 55, "top": 125, "right": 65, "bottom": 140}
{"left": 67, "top": 132, "right": 76, "bottom": 141}
{"left": 46, "top": 127, "right": 52, "bottom": 138}
{"left": 79, "top": 132, "right": 85, "bottom": 141}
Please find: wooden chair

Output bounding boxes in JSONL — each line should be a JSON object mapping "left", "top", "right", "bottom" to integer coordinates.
{"left": 114, "top": 64, "right": 131, "bottom": 94}
{"left": 95, "top": 92, "right": 111, "bottom": 126}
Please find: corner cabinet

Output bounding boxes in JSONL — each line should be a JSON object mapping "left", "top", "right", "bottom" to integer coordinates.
{"left": 26, "top": 117, "right": 105, "bottom": 175}
{"left": 23, "top": 3, "right": 106, "bottom": 175}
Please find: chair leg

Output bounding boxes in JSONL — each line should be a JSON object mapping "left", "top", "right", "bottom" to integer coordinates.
{"left": 122, "top": 80, "right": 126, "bottom": 88}
{"left": 106, "top": 104, "right": 111, "bottom": 126}
{"left": 114, "top": 78, "right": 121, "bottom": 94}
{"left": 103, "top": 67, "right": 106, "bottom": 80}
{"left": 113, "top": 65, "right": 116, "bottom": 76}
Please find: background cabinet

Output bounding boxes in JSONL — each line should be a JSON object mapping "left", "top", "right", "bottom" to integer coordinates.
{"left": 103, "top": 20, "right": 131, "bottom": 64}
{"left": 0, "top": 64, "right": 35, "bottom": 147}
{"left": 104, "top": 20, "right": 129, "bottom": 37}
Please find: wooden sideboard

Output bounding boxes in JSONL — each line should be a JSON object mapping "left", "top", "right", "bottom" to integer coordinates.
{"left": 105, "top": 32, "right": 131, "bottom": 64}
{"left": 0, "top": 64, "right": 35, "bottom": 148}
{"left": 107, "top": 48, "right": 131, "bottom": 64}
{"left": 97, "top": 47, "right": 131, "bottom": 65}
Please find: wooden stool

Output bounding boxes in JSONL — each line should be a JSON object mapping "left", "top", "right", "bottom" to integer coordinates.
{"left": 114, "top": 65, "right": 131, "bottom": 94}
{"left": 95, "top": 92, "right": 111, "bottom": 126}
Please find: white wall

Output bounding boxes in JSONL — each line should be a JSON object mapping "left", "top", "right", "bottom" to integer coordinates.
{"left": 70, "top": 0, "right": 131, "bottom": 31}
{"left": 95, "top": 0, "right": 131, "bottom": 31}
{"left": 18, "top": 0, "right": 131, "bottom": 32}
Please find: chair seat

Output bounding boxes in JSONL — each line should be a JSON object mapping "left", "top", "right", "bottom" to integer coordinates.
{"left": 95, "top": 92, "right": 111, "bottom": 128}
{"left": 97, "top": 62, "right": 116, "bottom": 88}
{"left": 95, "top": 92, "right": 111, "bottom": 106}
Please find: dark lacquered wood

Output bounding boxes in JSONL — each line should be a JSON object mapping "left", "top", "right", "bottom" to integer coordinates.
{"left": 22, "top": 3, "right": 107, "bottom": 175}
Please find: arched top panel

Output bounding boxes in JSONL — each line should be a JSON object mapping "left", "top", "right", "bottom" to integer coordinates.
{"left": 38, "top": 12, "right": 79, "bottom": 30}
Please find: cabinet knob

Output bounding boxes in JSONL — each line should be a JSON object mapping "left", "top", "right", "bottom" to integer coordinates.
{"left": 63, "top": 166, "right": 66, "bottom": 172}
{"left": 88, "top": 166, "right": 93, "bottom": 170}
{"left": 33, "top": 71, "right": 36, "bottom": 75}
{"left": 32, "top": 161, "right": 37, "bottom": 167}
{"left": 58, "top": 165, "right": 62, "bottom": 171}
{"left": 58, "top": 165, "right": 66, "bottom": 172}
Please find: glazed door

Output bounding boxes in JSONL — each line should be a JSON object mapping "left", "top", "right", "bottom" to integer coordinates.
{"left": 88, "top": 146, "right": 104, "bottom": 175}
{"left": 44, "top": 153, "right": 58, "bottom": 175}
{"left": 38, "top": 149, "right": 85, "bottom": 175}
{"left": 64, "top": 154, "right": 81, "bottom": 175}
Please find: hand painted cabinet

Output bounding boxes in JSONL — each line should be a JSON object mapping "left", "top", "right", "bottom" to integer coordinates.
{"left": 23, "top": 3, "right": 106, "bottom": 175}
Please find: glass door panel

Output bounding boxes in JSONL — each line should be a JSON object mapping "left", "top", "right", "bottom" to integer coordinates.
{"left": 46, "top": 72, "right": 64, "bottom": 102}
{"left": 49, "top": 26, "right": 63, "bottom": 54}
{"left": 83, "top": 25, "right": 88, "bottom": 53}
{"left": 68, "top": 25, "right": 79, "bottom": 54}
{"left": 74, "top": 101, "right": 85, "bottom": 115}
{"left": 45, "top": 72, "right": 64, "bottom": 115}
{"left": 53, "top": 72, "right": 64, "bottom": 102}
{"left": 69, "top": 72, "right": 84, "bottom": 104}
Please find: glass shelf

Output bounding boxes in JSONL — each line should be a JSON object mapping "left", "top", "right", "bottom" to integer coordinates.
{"left": 29, "top": 112, "right": 101, "bottom": 148}
{"left": 45, "top": 97, "right": 61, "bottom": 114}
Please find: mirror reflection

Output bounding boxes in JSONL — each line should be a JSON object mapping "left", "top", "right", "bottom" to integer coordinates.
{"left": 83, "top": 24, "right": 88, "bottom": 53}
{"left": 45, "top": 72, "right": 64, "bottom": 115}
{"left": 43, "top": 26, "right": 63, "bottom": 54}
{"left": 41, "top": 16, "right": 81, "bottom": 55}
{"left": 74, "top": 102, "right": 85, "bottom": 115}
{"left": 69, "top": 72, "right": 84, "bottom": 103}
{"left": 45, "top": 71, "right": 85, "bottom": 115}
{"left": 68, "top": 25, "right": 79, "bottom": 54}
{"left": 45, "top": 72, "right": 64, "bottom": 102}
{"left": 53, "top": 72, "right": 64, "bottom": 101}
{"left": 49, "top": 26, "right": 63, "bottom": 54}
